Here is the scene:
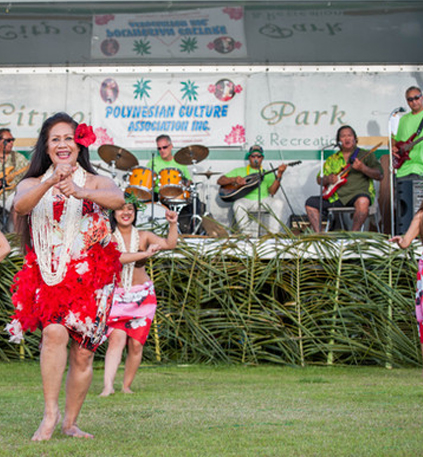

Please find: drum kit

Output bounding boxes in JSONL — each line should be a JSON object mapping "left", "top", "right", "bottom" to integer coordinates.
{"left": 97, "top": 143, "right": 221, "bottom": 235}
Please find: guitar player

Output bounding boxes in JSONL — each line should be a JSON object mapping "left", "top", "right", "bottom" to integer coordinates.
{"left": 392, "top": 86, "right": 423, "bottom": 180}
{"left": 217, "top": 145, "right": 287, "bottom": 235}
{"left": 305, "top": 125, "right": 383, "bottom": 232}
{"left": 0, "top": 128, "right": 29, "bottom": 230}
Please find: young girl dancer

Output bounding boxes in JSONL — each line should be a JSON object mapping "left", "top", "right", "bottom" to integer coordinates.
{"left": 100, "top": 201, "right": 178, "bottom": 396}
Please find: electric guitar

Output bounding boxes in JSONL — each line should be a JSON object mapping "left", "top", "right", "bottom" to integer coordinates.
{"left": 322, "top": 143, "right": 382, "bottom": 200}
{"left": 219, "top": 161, "right": 302, "bottom": 203}
{"left": 0, "top": 165, "right": 29, "bottom": 196}
{"left": 393, "top": 133, "right": 423, "bottom": 169}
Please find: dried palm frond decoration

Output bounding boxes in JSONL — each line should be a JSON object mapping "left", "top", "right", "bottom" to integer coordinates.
{"left": 1, "top": 231, "right": 420, "bottom": 367}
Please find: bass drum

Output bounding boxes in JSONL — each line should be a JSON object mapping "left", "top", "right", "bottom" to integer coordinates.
{"left": 136, "top": 203, "right": 167, "bottom": 227}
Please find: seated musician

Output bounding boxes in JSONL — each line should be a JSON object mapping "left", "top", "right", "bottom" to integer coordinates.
{"left": 147, "top": 134, "right": 201, "bottom": 234}
{"left": 392, "top": 86, "right": 423, "bottom": 180}
{"left": 217, "top": 145, "right": 287, "bottom": 235}
{"left": 0, "top": 128, "right": 29, "bottom": 228}
{"left": 305, "top": 125, "right": 383, "bottom": 232}
{"left": 147, "top": 134, "right": 192, "bottom": 193}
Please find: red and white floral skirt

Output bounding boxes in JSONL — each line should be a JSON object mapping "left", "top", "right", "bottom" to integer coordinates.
{"left": 106, "top": 281, "right": 157, "bottom": 346}
{"left": 7, "top": 241, "right": 122, "bottom": 352}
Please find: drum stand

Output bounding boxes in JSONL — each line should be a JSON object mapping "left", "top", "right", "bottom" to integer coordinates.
{"left": 190, "top": 182, "right": 203, "bottom": 234}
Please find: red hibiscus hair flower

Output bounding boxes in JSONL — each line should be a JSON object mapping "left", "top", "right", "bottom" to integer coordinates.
{"left": 74, "top": 123, "right": 97, "bottom": 148}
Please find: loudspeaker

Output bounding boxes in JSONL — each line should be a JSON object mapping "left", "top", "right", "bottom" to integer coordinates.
{"left": 396, "top": 179, "right": 423, "bottom": 235}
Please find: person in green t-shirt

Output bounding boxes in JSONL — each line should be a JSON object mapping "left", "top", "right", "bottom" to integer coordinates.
{"left": 146, "top": 134, "right": 202, "bottom": 234}
{"left": 393, "top": 86, "right": 423, "bottom": 179}
{"left": 305, "top": 125, "right": 383, "bottom": 232}
{"left": 217, "top": 145, "right": 287, "bottom": 235}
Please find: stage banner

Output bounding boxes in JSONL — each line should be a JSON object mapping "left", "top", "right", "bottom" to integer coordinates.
{"left": 245, "top": 72, "right": 406, "bottom": 152}
{"left": 91, "top": 7, "right": 246, "bottom": 60}
{"left": 90, "top": 74, "right": 246, "bottom": 148}
{"left": 0, "top": 74, "right": 91, "bottom": 138}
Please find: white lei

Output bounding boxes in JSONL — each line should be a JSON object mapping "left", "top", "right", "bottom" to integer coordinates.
{"left": 114, "top": 226, "right": 139, "bottom": 291}
{"left": 31, "top": 165, "right": 86, "bottom": 286}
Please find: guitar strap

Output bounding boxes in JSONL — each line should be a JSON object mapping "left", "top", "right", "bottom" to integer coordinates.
{"left": 348, "top": 148, "right": 361, "bottom": 164}
{"left": 416, "top": 115, "right": 423, "bottom": 137}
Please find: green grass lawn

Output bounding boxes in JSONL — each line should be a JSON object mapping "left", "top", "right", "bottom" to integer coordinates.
{"left": 0, "top": 363, "right": 422, "bottom": 457}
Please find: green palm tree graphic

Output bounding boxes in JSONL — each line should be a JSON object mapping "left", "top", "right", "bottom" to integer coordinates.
{"left": 133, "top": 39, "right": 151, "bottom": 56}
{"left": 181, "top": 80, "right": 199, "bottom": 101}
{"left": 180, "top": 37, "right": 198, "bottom": 54}
{"left": 133, "top": 78, "right": 152, "bottom": 100}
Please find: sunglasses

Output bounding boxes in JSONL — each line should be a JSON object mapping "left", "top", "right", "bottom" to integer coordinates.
{"left": 407, "top": 95, "right": 422, "bottom": 102}
{"left": 157, "top": 144, "right": 171, "bottom": 151}
{"left": 2, "top": 138, "right": 15, "bottom": 143}
{"left": 250, "top": 154, "right": 263, "bottom": 159}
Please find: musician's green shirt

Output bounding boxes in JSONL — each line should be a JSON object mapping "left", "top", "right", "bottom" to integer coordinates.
{"left": 321, "top": 149, "right": 382, "bottom": 205}
{"left": 395, "top": 110, "right": 423, "bottom": 178}
{"left": 225, "top": 166, "right": 275, "bottom": 201}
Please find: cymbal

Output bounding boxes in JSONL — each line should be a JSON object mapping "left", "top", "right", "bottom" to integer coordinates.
{"left": 98, "top": 145, "right": 138, "bottom": 170}
{"left": 174, "top": 145, "right": 209, "bottom": 165}
{"left": 194, "top": 170, "right": 221, "bottom": 179}
{"left": 201, "top": 215, "right": 229, "bottom": 238}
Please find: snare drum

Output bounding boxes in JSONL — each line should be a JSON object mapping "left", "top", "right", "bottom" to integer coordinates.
{"left": 128, "top": 166, "right": 156, "bottom": 201}
{"left": 158, "top": 168, "right": 184, "bottom": 199}
{"left": 162, "top": 187, "right": 191, "bottom": 205}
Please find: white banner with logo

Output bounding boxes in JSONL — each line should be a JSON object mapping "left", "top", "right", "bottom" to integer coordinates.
{"left": 90, "top": 74, "right": 246, "bottom": 148}
{"left": 91, "top": 7, "right": 246, "bottom": 60}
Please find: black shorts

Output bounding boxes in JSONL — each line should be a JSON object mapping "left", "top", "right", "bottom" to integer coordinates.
{"left": 305, "top": 194, "right": 371, "bottom": 217}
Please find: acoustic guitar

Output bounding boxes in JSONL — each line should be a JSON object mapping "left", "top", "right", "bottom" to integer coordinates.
{"left": 219, "top": 161, "right": 301, "bottom": 203}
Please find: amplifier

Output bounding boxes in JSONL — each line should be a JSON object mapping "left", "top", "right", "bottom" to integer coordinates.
{"left": 396, "top": 179, "right": 423, "bottom": 235}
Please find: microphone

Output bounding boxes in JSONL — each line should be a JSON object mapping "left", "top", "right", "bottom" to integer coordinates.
{"left": 254, "top": 159, "right": 259, "bottom": 167}
{"left": 321, "top": 142, "right": 338, "bottom": 150}
{"left": 390, "top": 107, "right": 405, "bottom": 116}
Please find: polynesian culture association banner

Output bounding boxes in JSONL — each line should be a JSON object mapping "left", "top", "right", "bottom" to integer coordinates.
{"left": 91, "top": 6, "right": 246, "bottom": 60}
{"left": 91, "top": 74, "right": 246, "bottom": 148}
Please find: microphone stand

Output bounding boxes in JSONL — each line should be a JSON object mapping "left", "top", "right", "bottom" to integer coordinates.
{"left": 254, "top": 159, "right": 264, "bottom": 237}
{"left": 1, "top": 139, "right": 8, "bottom": 230}
{"left": 150, "top": 149, "right": 156, "bottom": 225}
{"left": 318, "top": 142, "right": 337, "bottom": 232}
{"left": 270, "top": 161, "right": 295, "bottom": 216}
{"left": 388, "top": 107, "right": 405, "bottom": 235}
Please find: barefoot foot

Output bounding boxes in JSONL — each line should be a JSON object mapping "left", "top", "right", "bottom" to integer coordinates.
{"left": 62, "top": 424, "right": 94, "bottom": 439}
{"left": 31, "top": 411, "right": 61, "bottom": 441}
{"left": 99, "top": 387, "right": 115, "bottom": 397}
{"left": 122, "top": 387, "right": 134, "bottom": 394}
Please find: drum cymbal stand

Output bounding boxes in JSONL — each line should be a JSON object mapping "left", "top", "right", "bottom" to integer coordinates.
{"left": 202, "top": 171, "right": 213, "bottom": 217}
{"left": 188, "top": 159, "right": 202, "bottom": 234}
{"left": 150, "top": 150, "right": 156, "bottom": 223}
{"left": 109, "top": 160, "right": 117, "bottom": 179}
{"left": 190, "top": 182, "right": 203, "bottom": 234}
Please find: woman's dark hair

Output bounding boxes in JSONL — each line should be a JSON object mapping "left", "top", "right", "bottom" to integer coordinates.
{"left": 109, "top": 202, "right": 138, "bottom": 233}
{"left": 336, "top": 125, "right": 358, "bottom": 144}
{"left": 22, "top": 112, "right": 97, "bottom": 180}
{"left": 17, "top": 112, "right": 98, "bottom": 251}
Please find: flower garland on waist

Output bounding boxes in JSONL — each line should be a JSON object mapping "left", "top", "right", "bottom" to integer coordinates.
{"left": 113, "top": 226, "right": 139, "bottom": 291}
{"left": 31, "top": 164, "right": 86, "bottom": 286}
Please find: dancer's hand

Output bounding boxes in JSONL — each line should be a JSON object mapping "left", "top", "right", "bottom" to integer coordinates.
{"left": 145, "top": 243, "right": 161, "bottom": 257}
{"left": 165, "top": 210, "right": 178, "bottom": 224}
